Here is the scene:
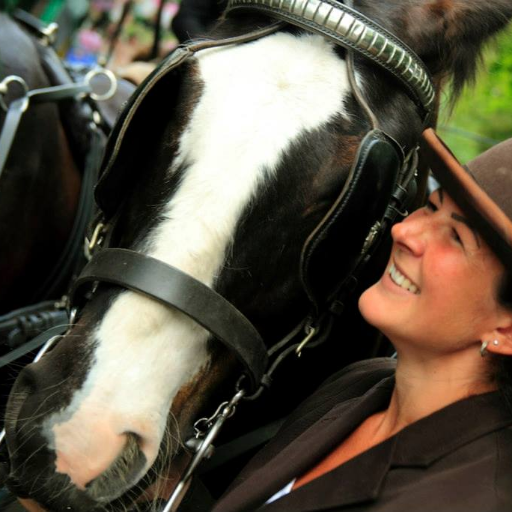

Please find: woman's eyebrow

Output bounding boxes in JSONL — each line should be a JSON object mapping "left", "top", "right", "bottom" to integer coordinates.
{"left": 451, "top": 213, "right": 480, "bottom": 246}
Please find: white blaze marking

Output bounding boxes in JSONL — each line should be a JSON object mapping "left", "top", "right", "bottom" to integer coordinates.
{"left": 43, "top": 32, "right": 351, "bottom": 488}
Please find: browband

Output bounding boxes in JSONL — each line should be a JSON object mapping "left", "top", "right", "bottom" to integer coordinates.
{"left": 226, "top": 0, "right": 435, "bottom": 119}
{"left": 72, "top": 248, "right": 268, "bottom": 392}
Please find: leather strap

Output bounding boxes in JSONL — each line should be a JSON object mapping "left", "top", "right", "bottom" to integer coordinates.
{"left": 72, "top": 248, "right": 267, "bottom": 392}
{"left": 0, "top": 300, "right": 68, "bottom": 351}
{"left": 226, "top": 0, "right": 434, "bottom": 119}
{"left": 0, "top": 79, "right": 93, "bottom": 181}
{"left": 0, "top": 97, "right": 27, "bottom": 180}
{"left": 0, "top": 324, "right": 67, "bottom": 369}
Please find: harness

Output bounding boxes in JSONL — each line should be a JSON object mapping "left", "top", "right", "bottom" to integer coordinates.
{"left": 84, "top": 0, "right": 433, "bottom": 506}
{"left": 1, "top": 1, "right": 435, "bottom": 510}
{"left": 0, "top": 10, "right": 118, "bottom": 358}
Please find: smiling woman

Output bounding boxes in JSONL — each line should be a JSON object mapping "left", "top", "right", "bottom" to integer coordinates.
{"left": 209, "top": 132, "right": 512, "bottom": 512}
{"left": 359, "top": 189, "right": 506, "bottom": 359}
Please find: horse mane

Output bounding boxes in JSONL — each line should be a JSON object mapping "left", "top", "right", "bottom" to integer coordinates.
{"left": 359, "top": 0, "right": 512, "bottom": 104}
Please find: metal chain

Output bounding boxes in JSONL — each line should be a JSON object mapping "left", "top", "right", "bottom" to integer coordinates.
{"left": 162, "top": 388, "right": 247, "bottom": 512}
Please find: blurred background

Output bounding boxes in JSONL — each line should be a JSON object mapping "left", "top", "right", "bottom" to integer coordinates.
{"left": 0, "top": 0, "right": 510, "bottom": 160}
{"left": 438, "top": 29, "right": 512, "bottom": 161}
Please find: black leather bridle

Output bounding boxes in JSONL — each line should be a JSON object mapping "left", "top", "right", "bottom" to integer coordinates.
{"left": 72, "top": 2, "right": 434, "bottom": 509}
{"left": 78, "top": 0, "right": 434, "bottom": 397}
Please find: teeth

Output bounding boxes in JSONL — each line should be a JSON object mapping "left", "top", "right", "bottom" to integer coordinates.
{"left": 389, "top": 263, "right": 420, "bottom": 294}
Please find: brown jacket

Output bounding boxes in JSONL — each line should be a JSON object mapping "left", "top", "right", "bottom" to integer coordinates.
{"left": 211, "top": 358, "right": 512, "bottom": 512}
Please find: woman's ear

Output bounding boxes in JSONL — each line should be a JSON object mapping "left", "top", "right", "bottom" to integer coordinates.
{"left": 483, "top": 318, "right": 512, "bottom": 356}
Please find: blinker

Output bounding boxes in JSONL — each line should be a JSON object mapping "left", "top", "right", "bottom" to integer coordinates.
{"left": 300, "top": 129, "right": 405, "bottom": 308}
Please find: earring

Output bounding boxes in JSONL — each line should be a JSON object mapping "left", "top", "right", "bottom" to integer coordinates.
{"left": 493, "top": 340, "right": 499, "bottom": 346}
{"left": 480, "top": 340, "right": 490, "bottom": 357}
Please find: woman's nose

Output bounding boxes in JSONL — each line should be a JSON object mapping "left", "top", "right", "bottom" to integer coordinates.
{"left": 391, "top": 213, "right": 427, "bottom": 256}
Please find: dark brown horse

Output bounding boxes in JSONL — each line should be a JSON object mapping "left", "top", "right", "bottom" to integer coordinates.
{"left": 0, "top": 12, "right": 82, "bottom": 314}
{"left": 3, "top": 2, "right": 512, "bottom": 511}
{"left": 0, "top": 12, "right": 134, "bottom": 347}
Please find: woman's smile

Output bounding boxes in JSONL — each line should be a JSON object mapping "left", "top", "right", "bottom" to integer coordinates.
{"left": 359, "top": 189, "right": 507, "bottom": 350}
{"left": 388, "top": 262, "right": 420, "bottom": 294}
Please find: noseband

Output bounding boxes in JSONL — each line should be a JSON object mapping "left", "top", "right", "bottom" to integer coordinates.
{"left": 1, "top": 1, "right": 435, "bottom": 510}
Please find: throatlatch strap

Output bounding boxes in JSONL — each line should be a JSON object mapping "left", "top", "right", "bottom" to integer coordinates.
{"left": 73, "top": 248, "right": 267, "bottom": 392}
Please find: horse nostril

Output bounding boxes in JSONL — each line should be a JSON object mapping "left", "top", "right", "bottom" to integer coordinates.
{"left": 84, "top": 432, "right": 147, "bottom": 502}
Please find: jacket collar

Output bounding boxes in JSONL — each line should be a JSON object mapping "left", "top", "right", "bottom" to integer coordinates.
{"left": 391, "top": 391, "right": 512, "bottom": 466}
{"left": 214, "top": 376, "right": 512, "bottom": 512}
{"left": 214, "top": 377, "right": 395, "bottom": 511}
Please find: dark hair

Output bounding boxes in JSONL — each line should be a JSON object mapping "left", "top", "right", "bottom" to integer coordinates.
{"left": 495, "top": 273, "right": 512, "bottom": 412}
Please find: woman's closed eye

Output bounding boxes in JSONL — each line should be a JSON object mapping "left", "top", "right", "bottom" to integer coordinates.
{"left": 426, "top": 200, "right": 438, "bottom": 212}
{"left": 451, "top": 228, "right": 463, "bottom": 246}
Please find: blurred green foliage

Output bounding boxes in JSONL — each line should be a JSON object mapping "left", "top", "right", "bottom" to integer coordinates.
{"left": 439, "top": 28, "right": 512, "bottom": 162}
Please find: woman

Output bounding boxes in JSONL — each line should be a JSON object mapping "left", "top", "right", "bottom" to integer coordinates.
{"left": 209, "top": 130, "right": 512, "bottom": 512}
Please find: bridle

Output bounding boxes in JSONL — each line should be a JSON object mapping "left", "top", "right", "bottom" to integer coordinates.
{"left": 0, "top": 9, "right": 117, "bottom": 360}
{"left": 0, "top": 1, "right": 435, "bottom": 510}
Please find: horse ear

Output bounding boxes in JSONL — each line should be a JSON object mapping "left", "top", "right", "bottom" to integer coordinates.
{"left": 401, "top": 0, "right": 512, "bottom": 95}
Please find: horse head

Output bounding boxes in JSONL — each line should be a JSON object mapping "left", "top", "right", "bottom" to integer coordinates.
{"left": 4, "top": 2, "right": 512, "bottom": 511}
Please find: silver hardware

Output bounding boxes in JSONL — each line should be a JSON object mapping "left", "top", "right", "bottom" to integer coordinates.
{"left": 0, "top": 76, "right": 29, "bottom": 112}
{"left": 41, "top": 22, "right": 59, "bottom": 46}
{"left": 226, "top": 0, "right": 435, "bottom": 114}
{"left": 295, "top": 325, "right": 317, "bottom": 356}
{"left": 92, "top": 110, "right": 102, "bottom": 126}
{"left": 87, "top": 221, "right": 106, "bottom": 253}
{"left": 361, "top": 220, "right": 381, "bottom": 255}
{"left": 69, "top": 307, "right": 78, "bottom": 326}
{"left": 193, "top": 400, "right": 233, "bottom": 439}
{"left": 85, "top": 68, "right": 118, "bottom": 101}
{"left": 53, "top": 296, "right": 68, "bottom": 309}
{"left": 162, "top": 388, "right": 246, "bottom": 512}
{"left": 33, "top": 335, "right": 62, "bottom": 362}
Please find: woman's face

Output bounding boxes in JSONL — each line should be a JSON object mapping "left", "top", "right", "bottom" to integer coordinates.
{"left": 359, "top": 189, "right": 506, "bottom": 354}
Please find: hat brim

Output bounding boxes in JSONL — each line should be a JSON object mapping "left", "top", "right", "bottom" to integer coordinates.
{"left": 422, "top": 128, "right": 512, "bottom": 267}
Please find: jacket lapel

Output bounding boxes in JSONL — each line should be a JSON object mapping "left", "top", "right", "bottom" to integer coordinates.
{"left": 214, "top": 375, "right": 512, "bottom": 512}
{"left": 261, "top": 391, "right": 512, "bottom": 512}
{"left": 214, "top": 379, "right": 394, "bottom": 512}
{"left": 263, "top": 436, "right": 396, "bottom": 512}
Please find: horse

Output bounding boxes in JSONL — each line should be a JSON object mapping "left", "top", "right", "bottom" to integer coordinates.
{"left": 3, "top": 1, "right": 512, "bottom": 511}
{"left": 0, "top": 11, "right": 135, "bottom": 351}
{"left": 0, "top": 10, "right": 136, "bottom": 473}
{"left": 0, "top": 12, "right": 83, "bottom": 316}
